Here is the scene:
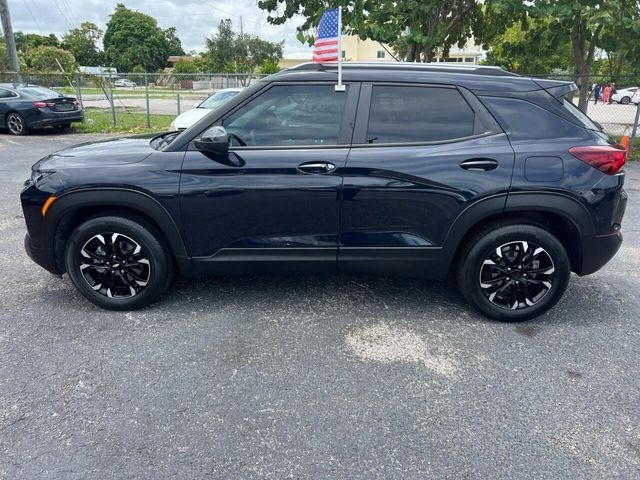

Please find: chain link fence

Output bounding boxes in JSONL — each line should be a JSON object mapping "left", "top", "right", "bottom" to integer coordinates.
{"left": 532, "top": 74, "right": 640, "bottom": 148}
{"left": 0, "top": 70, "right": 638, "bottom": 152}
{"left": 0, "top": 71, "right": 267, "bottom": 131}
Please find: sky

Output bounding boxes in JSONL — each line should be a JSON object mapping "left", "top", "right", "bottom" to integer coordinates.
{"left": 8, "top": 0, "right": 313, "bottom": 58}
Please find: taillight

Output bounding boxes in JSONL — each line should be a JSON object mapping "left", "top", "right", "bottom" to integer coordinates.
{"left": 568, "top": 145, "right": 626, "bottom": 175}
{"left": 33, "top": 101, "right": 55, "bottom": 108}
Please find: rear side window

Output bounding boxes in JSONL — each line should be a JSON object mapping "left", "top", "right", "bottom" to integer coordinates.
{"left": 366, "top": 85, "right": 475, "bottom": 143}
{"left": 18, "top": 87, "right": 61, "bottom": 99}
{"left": 0, "top": 88, "right": 18, "bottom": 99}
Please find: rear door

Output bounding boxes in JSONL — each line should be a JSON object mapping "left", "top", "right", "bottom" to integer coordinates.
{"left": 339, "top": 83, "right": 515, "bottom": 277}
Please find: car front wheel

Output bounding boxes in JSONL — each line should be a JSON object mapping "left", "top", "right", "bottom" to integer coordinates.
{"left": 65, "top": 214, "right": 174, "bottom": 310}
{"left": 457, "top": 223, "right": 571, "bottom": 322}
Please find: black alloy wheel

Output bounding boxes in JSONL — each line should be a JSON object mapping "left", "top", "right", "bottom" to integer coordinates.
{"left": 7, "top": 112, "right": 28, "bottom": 135}
{"left": 65, "top": 214, "right": 174, "bottom": 310}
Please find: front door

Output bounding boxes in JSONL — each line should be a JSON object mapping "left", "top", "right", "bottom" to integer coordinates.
{"left": 180, "top": 82, "right": 359, "bottom": 275}
{"left": 339, "top": 83, "right": 515, "bottom": 278}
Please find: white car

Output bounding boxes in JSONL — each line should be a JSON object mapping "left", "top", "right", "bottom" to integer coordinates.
{"left": 170, "top": 88, "right": 243, "bottom": 130}
{"left": 611, "top": 86, "right": 638, "bottom": 105}
{"left": 113, "top": 78, "right": 137, "bottom": 88}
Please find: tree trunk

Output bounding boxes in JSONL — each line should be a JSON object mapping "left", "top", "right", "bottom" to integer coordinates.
{"left": 571, "top": 16, "right": 602, "bottom": 113}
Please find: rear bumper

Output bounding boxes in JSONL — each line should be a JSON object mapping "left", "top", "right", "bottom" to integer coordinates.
{"left": 28, "top": 111, "right": 84, "bottom": 127}
{"left": 578, "top": 231, "right": 623, "bottom": 276}
{"left": 24, "top": 232, "right": 61, "bottom": 276}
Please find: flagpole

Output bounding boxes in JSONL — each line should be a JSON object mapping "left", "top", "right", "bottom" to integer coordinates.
{"left": 335, "top": 6, "right": 345, "bottom": 92}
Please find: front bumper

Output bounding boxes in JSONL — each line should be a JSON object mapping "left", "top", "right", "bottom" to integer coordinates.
{"left": 24, "top": 232, "right": 61, "bottom": 276}
{"left": 578, "top": 230, "right": 623, "bottom": 276}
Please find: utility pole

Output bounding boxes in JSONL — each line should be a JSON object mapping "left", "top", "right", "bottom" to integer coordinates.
{"left": 0, "top": 0, "right": 21, "bottom": 82}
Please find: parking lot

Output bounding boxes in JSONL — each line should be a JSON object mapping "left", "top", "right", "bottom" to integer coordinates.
{"left": 0, "top": 133, "right": 639, "bottom": 479}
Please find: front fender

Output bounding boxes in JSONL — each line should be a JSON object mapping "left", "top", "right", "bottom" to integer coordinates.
{"left": 45, "top": 188, "right": 196, "bottom": 277}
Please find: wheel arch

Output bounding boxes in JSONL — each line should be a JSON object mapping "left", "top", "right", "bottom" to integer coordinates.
{"left": 46, "top": 188, "right": 196, "bottom": 277}
{"left": 442, "top": 192, "right": 594, "bottom": 275}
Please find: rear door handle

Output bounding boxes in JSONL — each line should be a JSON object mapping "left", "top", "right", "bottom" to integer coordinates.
{"left": 297, "top": 161, "right": 336, "bottom": 174}
{"left": 459, "top": 158, "right": 500, "bottom": 171}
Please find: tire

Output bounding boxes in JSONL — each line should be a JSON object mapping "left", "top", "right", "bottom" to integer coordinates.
{"left": 6, "top": 112, "right": 29, "bottom": 135}
{"left": 457, "top": 223, "right": 571, "bottom": 322}
{"left": 620, "top": 96, "right": 631, "bottom": 105}
{"left": 65, "top": 214, "right": 175, "bottom": 310}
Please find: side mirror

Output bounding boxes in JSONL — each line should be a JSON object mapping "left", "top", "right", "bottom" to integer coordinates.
{"left": 194, "top": 101, "right": 201, "bottom": 108}
{"left": 194, "top": 126, "right": 229, "bottom": 156}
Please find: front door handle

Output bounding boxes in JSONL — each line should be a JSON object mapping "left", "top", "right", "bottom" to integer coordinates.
{"left": 459, "top": 158, "right": 500, "bottom": 171}
{"left": 298, "top": 161, "right": 336, "bottom": 174}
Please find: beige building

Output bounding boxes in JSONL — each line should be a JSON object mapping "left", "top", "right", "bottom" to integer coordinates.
{"left": 279, "top": 35, "right": 483, "bottom": 68}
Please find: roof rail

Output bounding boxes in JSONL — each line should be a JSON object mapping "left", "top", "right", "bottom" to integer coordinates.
{"left": 287, "top": 61, "right": 519, "bottom": 77}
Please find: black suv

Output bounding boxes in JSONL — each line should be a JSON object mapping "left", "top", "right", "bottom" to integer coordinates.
{"left": 21, "top": 63, "right": 627, "bottom": 321}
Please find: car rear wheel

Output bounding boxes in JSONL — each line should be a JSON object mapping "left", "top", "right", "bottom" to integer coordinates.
{"left": 65, "top": 214, "right": 175, "bottom": 310}
{"left": 620, "top": 96, "right": 631, "bottom": 105}
{"left": 457, "top": 223, "right": 571, "bottom": 322}
{"left": 6, "top": 112, "right": 29, "bottom": 135}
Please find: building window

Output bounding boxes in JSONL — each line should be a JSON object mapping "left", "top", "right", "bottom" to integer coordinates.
{"left": 376, "top": 50, "right": 385, "bottom": 59}
{"left": 341, "top": 50, "right": 346, "bottom": 60}
{"left": 464, "top": 57, "right": 475, "bottom": 63}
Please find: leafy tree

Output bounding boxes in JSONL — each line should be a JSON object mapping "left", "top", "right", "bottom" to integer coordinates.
{"left": 0, "top": 43, "right": 10, "bottom": 71}
{"left": 204, "top": 19, "right": 283, "bottom": 74}
{"left": 14, "top": 32, "right": 59, "bottom": 53}
{"left": 172, "top": 58, "right": 199, "bottom": 74}
{"left": 258, "top": 0, "right": 510, "bottom": 62}
{"left": 164, "top": 27, "right": 185, "bottom": 56}
{"left": 103, "top": 4, "right": 178, "bottom": 72}
{"left": 24, "top": 45, "right": 77, "bottom": 72}
{"left": 482, "top": 18, "right": 573, "bottom": 75}
{"left": 204, "top": 19, "right": 237, "bottom": 73}
{"left": 258, "top": 59, "right": 281, "bottom": 75}
{"left": 62, "top": 22, "right": 105, "bottom": 66}
{"left": 528, "top": 0, "right": 640, "bottom": 111}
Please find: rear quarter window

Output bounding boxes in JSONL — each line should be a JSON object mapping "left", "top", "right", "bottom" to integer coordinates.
{"left": 479, "top": 96, "right": 589, "bottom": 140}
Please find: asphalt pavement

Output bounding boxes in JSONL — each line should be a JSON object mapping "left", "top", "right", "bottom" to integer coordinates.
{"left": 0, "top": 132, "right": 639, "bottom": 479}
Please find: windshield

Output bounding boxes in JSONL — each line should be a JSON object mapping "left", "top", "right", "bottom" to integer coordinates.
{"left": 199, "top": 90, "right": 239, "bottom": 109}
{"left": 19, "top": 87, "right": 63, "bottom": 99}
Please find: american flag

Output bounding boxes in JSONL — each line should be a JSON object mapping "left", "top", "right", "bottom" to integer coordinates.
{"left": 312, "top": 8, "right": 340, "bottom": 62}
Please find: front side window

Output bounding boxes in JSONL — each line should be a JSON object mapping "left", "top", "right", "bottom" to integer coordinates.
{"left": 223, "top": 85, "right": 348, "bottom": 147}
{"left": 366, "top": 85, "right": 475, "bottom": 144}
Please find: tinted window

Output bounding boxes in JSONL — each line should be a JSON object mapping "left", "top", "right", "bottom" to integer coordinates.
{"left": 223, "top": 85, "right": 348, "bottom": 146}
{"left": 0, "top": 88, "right": 18, "bottom": 99}
{"left": 366, "top": 85, "right": 475, "bottom": 143}
{"left": 481, "top": 96, "right": 587, "bottom": 140}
